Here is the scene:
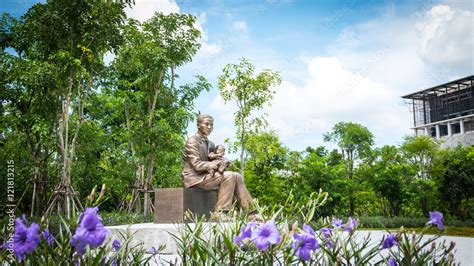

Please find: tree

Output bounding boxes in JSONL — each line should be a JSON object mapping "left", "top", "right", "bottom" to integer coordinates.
{"left": 244, "top": 131, "right": 289, "bottom": 206}
{"left": 363, "top": 145, "right": 413, "bottom": 217}
{"left": 297, "top": 146, "right": 347, "bottom": 216}
{"left": 0, "top": 50, "right": 59, "bottom": 216}
{"left": 218, "top": 58, "right": 281, "bottom": 177}
{"left": 112, "top": 13, "right": 210, "bottom": 216}
{"left": 324, "top": 121, "right": 374, "bottom": 215}
{"left": 401, "top": 135, "right": 439, "bottom": 180}
{"left": 5, "top": 0, "right": 128, "bottom": 218}
{"left": 433, "top": 145, "right": 474, "bottom": 220}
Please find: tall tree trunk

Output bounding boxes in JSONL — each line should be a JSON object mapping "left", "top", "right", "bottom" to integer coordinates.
{"left": 125, "top": 68, "right": 163, "bottom": 215}
{"left": 348, "top": 149, "right": 354, "bottom": 216}
{"left": 240, "top": 116, "right": 245, "bottom": 177}
{"left": 47, "top": 72, "right": 84, "bottom": 219}
{"left": 144, "top": 153, "right": 155, "bottom": 217}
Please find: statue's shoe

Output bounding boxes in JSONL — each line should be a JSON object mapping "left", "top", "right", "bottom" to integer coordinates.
{"left": 209, "top": 211, "right": 234, "bottom": 222}
{"left": 247, "top": 212, "right": 264, "bottom": 222}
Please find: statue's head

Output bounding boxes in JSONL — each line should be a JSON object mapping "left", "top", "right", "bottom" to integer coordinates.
{"left": 215, "top": 145, "right": 225, "bottom": 154}
{"left": 197, "top": 114, "right": 214, "bottom": 137}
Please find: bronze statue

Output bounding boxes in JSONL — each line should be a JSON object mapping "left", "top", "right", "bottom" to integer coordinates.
{"left": 182, "top": 114, "right": 256, "bottom": 220}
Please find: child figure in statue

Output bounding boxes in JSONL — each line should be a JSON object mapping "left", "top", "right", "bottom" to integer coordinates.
{"left": 208, "top": 145, "right": 231, "bottom": 176}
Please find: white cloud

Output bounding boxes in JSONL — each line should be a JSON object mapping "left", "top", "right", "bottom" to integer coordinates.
{"left": 232, "top": 20, "right": 248, "bottom": 33}
{"left": 194, "top": 13, "right": 222, "bottom": 58}
{"left": 125, "top": 1, "right": 221, "bottom": 60}
{"left": 416, "top": 5, "right": 473, "bottom": 68}
{"left": 265, "top": 57, "right": 411, "bottom": 150}
{"left": 197, "top": 43, "right": 223, "bottom": 58}
{"left": 125, "top": 0, "right": 180, "bottom": 22}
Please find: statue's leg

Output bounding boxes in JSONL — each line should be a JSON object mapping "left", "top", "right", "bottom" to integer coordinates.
{"left": 232, "top": 172, "right": 252, "bottom": 210}
{"left": 214, "top": 172, "right": 237, "bottom": 211}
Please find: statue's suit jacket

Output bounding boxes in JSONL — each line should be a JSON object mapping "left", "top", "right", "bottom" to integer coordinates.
{"left": 182, "top": 132, "right": 215, "bottom": 187}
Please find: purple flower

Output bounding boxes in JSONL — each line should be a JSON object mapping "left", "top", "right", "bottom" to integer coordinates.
{"left": 332, "top": 218, "right": 343, "bottom": 229}
{"left": 320, "top": 227, "right": 334, "bottom": 249}
{"left": 293, "top": 232, "right": 319, "bottom": 261}
{"left": 427, "top": 211, "right": 443, "bottom": 230}
{"left": 381, "top": 234, "right": 398, "bottom": 249}
{"left": 148, "top": 246, "right": 157, "bottom": 254}
{"left": 13, "top": 218, "right": 40, "bottom": 261}
{"left": 303, "top": 224, "right": 315, "bottom": 235}
{"left": 41, "top": 229, "right": 55, "bottom": 246}
{"left": 70, "top": 207, "right": 108, "bottom": 254}
{"left": 320, "top": 227, "right": 332, "bottom": 239}
{"left": 389, "top": 257, "right": 397, "bottom": 266}
{"left": 233, "top": 222, "right": 256, "bottom": 246}
{"left": 112, "top": 239, "right": 121, "bottom": 251}
{"left": 344, "top": 218, "right": 357, "bottom": 232}
{"left": 250, "top": 220, "right": 281, "bottom": 250}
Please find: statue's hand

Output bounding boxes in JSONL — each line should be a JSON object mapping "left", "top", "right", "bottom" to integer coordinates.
{"left": 209, "top": 160, "right": 220, "bottom": 170}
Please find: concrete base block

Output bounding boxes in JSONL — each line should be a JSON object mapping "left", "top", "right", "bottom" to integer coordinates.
{"left": 154, "top": 188, "right": 216, "bottom": 223}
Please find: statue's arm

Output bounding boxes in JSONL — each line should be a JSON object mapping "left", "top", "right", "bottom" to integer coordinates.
{"left": 184, "top": 138, "right": 213, "bottom": 172}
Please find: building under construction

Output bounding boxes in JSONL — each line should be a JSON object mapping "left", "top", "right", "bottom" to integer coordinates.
{"left": 402, "top": 75, "right": 474, "bottom": 147}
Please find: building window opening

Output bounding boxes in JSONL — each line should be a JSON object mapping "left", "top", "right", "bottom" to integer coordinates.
{"left": 439, "top": 124, "right": 448, "bottom": 137}
{"left": 452, "top": 123, "right": 461, "bottom": 134}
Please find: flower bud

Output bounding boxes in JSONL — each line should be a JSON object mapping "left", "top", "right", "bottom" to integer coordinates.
{"left": 97, "top": 184, "right": 106, "bottom": 201}
{"left": 291, "top": 221, "right": 299, "bottom": 232}
{"left": 448, "top": 241, "right": 455, "bottom": 251}
{"left": 87, "top": 185, "right": 97, "bottom": 202}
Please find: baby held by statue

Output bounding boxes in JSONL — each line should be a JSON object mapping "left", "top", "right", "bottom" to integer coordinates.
{"left": 208, "top": 145, "right": 231, "bottom": 177}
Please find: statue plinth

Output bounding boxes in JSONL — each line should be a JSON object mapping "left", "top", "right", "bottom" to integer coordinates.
{"left": 154, "top": 188, "right": 217, "bottom": 223}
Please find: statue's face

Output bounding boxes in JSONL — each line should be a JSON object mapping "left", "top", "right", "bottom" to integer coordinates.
{"left": 216, "top": 146, "right": 224, "bottom": 154}
{"left": 198, "top": 118, "right": 214, "bottom": 136}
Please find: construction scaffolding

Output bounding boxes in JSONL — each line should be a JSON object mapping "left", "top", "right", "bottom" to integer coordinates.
{"left": 402, "top": 75, "right": 474, "bottom": 139}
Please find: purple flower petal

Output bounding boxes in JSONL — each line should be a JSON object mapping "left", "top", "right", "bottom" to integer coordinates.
{"left": 148, "top": 246, "right": 157, "bottom": 254}
{"left": 71, "top": 207, "right": 109, "bottom": 254}
{"left": 250, "top": 220, "right": 281, "bottom": 251}
{"left": 320, "top": 227, "right": 334, "bottom": 249}
{"left": 320, "top": 227, "right": 333, "bottom": 238}
{"left": 298, "top": 246, "right": 312, "bottom": 261}
{"left": 381, "top": 234, "right": 398, "bottom": 249}
{"left": 389, "top": 257, "right": 397, "bottom": 266}
{"left": 293, "top": 232, "right": 319, "bottom": 261}
{"left": 303, "top": 224, "right": 315, "bottom": 235}
{"left": 233, "top": 222, "right": 256, "bottom": 246}
{"left": 344, "top": 218, "right": 358, "bottom": 232}
{"left": 42, "top": 229, "right": 55, "bottom": 246}
{"left": 13, "top": 218, "right": 40, "bottom": 261}
{"left": 427, "top": 211, "right": 443, "bottom": 230}
{"left": 112, "top": 239, "right": 121, "bottom": 251}
{"left": 332, "top": 218, "right": 343, "bottom": 229}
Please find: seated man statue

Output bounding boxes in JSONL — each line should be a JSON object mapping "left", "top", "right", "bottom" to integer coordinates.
{"left": 182, "top": 114, "right": 257, "bottom": 221}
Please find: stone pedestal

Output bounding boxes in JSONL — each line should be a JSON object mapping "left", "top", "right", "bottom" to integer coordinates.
{"left": 154, "top": 188, "right": 216, "bottom": 223}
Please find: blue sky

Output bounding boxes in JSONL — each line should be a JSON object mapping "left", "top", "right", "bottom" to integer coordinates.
{"left": 3, "top": 0, "right": 473, "bottom": 156}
